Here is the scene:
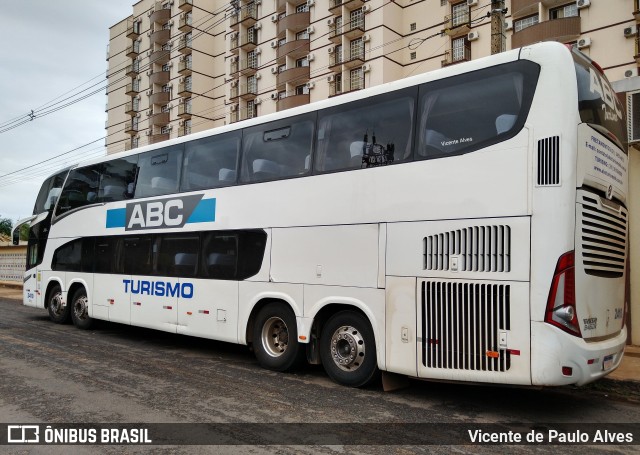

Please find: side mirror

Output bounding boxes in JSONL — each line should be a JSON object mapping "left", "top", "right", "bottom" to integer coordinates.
{"left": 12, "top": 229, "right": 19, "bottom": 246}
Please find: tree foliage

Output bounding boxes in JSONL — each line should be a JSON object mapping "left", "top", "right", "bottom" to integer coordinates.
{"left": 0, "top": 216, "right": 12, "bottom": 237}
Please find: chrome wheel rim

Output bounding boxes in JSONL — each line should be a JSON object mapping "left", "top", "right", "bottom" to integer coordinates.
{"left": 330, "top": 325, "right": 365, "bottom": 372}
{"left": 261, "top": 316, "right": 289, "bottom": 357}
{"left": 73, "top": 295, "right": 88, "bottom": 321}
{"left": 50, "top": 292, "right": 65, "bottom": 316}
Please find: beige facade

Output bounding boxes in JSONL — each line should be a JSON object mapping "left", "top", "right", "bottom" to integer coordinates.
{"left": 105, "top": 0, "right": 640, "bottom": 153}
{"left": 106, "top": 0, "right": 640, "bottom": 342}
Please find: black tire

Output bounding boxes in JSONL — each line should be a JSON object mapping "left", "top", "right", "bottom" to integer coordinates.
{"left": 70, "top": 288, "right": 93, "bottom": 330}
{"left": 320, "top": 311, "right": 380, "bottom": 388}
{"left": 253, "top": 302, "right": 305, "bottom": 372}
{"left": 47, "top": 284, "right": 70, "bottom": 324}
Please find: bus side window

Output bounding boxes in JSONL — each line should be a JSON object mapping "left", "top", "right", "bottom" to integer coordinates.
{"left": 315, "top": 88, "right": 416, "bottom": 172}
{"left": 52, "top": 239, "right": 83, "bottom": 272}
{"left": 417, "top": 62, "right": 537, "bottom": 159}
{"left": 135, "top": 145, "right": 183, "bottom": 198}
{"left": 181, "top": 132, "right": 241, "bottom": 191}
{"left": 202, "top": 232, "right": 238, "bottom": 280}
{"left": 55, "top": 165, "right": 101, "bottom": 216}
{"left": 123, "top": 236, "right": 153, "bottom": 276}
{"left": 157, "top": 234, "right": 199, "bottom": 278}
{"left": 240, "top": 113, "right": 315, "bottom": 183}
{"left": 99, "top": 156, "right": 139, "bottom": 202}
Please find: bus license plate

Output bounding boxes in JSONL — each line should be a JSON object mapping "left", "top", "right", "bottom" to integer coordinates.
{"left": 603, "top": 354, "right": 614, "bottom": 371}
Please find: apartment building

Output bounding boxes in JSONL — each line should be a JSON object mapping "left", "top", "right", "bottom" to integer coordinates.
{"left": 105, "top": 0, "right": 639, "bottom": 153}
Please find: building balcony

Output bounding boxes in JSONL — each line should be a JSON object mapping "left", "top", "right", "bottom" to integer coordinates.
{"left": 329, "top": 51, "right": 343, "bottom": 71}
{"left": 231, "top": 3, "right": 257, "bottom": 29}
{"left": 150, "top": 27, "right": 170, "bottom": 45}
{"left": 149, "top": 70, "right": 170, "bottom": 85}
{"left": 277, "top": 39, "right": 310, "bottom": 60}
{"left": 178, "top": 81, "right": 192, "bottom": 96}
{"left": 444, "top": 12, "right": 471, "bottom": 37}
{"left": 150, "top": 111, "right": 170, "bottom": 126}
{"left": 150, "top": 48, "right": 171, "bottom": 64}
{"left": 441, "top": 44, "right": 471, "bottom": 67}
{"left": 126, "top": 43, "right": 141, "bottom": 58}
{"left": 126, "top": 18, "right": 141, "bottom": 39}
{"left": 179, "top": 15, "right": 192, "bottom": 32}
{"left": 150, "top": 2, "right": 171, "bottom": 23}
{"left": 511, "top": 16, "right": 581, "bottom": 49}
{"left": 343, "top": 50, "right": 364, "bottom": 69}
{"left": 149, "top": 132, "right": 170, "bottom": 144}
{"left": 179, "top": 59, "right": 192, "bottom": 75}
{"left": 231, "top": 58, "right": 258, "bottom": 76}
{"left": 329, "top": 0, "right": 365, "bottom": 14}
{"left": 125, "top": 83, "right": 140, "bottom": 96}
{"left": 329, "top": 74, "right": 363, "bottom": 97}
{"left": 178, "top": 37, "right": 193, "bottom": 54}
{"left": 125, "top": 121, "right": 139, "bottom": 134}
{"left": 231, "top": 34, "right": 257, "bottom": 52}
{"left": 277, "top": 11, "right": 310, "bottom": 37}
{"left": 178, "top": 0, "right": 192, "bottom": 11}
{"left": 230, "top": 83, "right": 257, "bottom": 101}
{"left": 125, "top": 101, "right": 139, "bottom": 115}
{"left": 276, "top": 66, "right": 310, "bottom": 87}
{"left": 126, "top": 63, "right": 140, "bottom": 77}
{"left": 511, "top": 0, "right": 540, "bottom": 19}
{"left": 178, "top": 103, "right": 192, "bottom": 118}
{"left": 150, "top": 91, "right": 170, "bottom": 105}
{"left": 276, "top": 93, "right": 309, "bottom": 111}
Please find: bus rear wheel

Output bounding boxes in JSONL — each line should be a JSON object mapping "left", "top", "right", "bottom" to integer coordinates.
{"left": 320, "top": 311, "right": 379, "bottom": 388}
{"left": 70, "top": 288, "right": 93, "bottom": 330}
{"left": 253, "top": 303, "right": 304, "bottom": 372}
{"left": 47, "top": 284, "right": 69, "bottom": 324}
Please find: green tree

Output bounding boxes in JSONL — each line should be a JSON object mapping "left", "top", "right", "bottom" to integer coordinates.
{"left": 0, "top": 216, "right": 12, "bottom": 237}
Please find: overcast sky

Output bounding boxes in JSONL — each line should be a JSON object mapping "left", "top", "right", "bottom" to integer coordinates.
{"left": 0, "top": 1, "right": 134, "bottom": 223}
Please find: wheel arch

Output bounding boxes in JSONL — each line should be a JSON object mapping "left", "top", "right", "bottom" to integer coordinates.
{"left": 44, "top": 279, "right": 64, "bottom": 309}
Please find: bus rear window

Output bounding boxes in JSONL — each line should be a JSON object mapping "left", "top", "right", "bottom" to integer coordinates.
{"left": 573, "top": 49, "right": 627, "bottom": 152}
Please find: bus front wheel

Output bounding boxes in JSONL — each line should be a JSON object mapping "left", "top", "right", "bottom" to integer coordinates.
{"left": 47, "top": 284, "right": 69, "bottom": 324}
{"left": 70, "top": 288, "right": 93, "bottom": 330}
{"left": 320, "top": 311, "right": 379, "bottom": 388}
{"left": 253, "top": 303, "right": 304, "bottom": 372}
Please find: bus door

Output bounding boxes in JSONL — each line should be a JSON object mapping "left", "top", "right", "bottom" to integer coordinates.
{"left": 176, "top": 232, "right": 239, "bottom": 343}
{"left": 125, "top": 236, "right": 178, "bottom": 333}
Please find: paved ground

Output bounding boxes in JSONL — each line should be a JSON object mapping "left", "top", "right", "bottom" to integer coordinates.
{"left": 0, "top": 289, "right": 639, "bottom": 454}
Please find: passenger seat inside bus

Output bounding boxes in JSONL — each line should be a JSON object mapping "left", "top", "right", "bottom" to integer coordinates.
{"left": 495, "top": 114, "right": 517, "bottom": 134}
{"left": 174, "top": 253, "right": 197, "bottom": 276}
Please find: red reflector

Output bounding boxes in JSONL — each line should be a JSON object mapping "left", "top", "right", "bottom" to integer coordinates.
{"left": 428, "top": 339, "right": 439, "bottom": 345}
{"left": 133, "top": 302, "right": 141, "bottom": 306}
{"left": 163, "top": 306, "right": 173, "bottom": 310}
{"left": 587, "top": 359, "right": 595, "bottom": 365}
{"left": 199, "top": 310, "right": 210, "bottom": 314}
{"left": 187, "top": 311, "right": 193, "bottom": 315}
{"left": 507, "top": 349, "right": 520, "bottom": 356}
{"left": 562, "top": 366, "right": 573, "bottom": 376}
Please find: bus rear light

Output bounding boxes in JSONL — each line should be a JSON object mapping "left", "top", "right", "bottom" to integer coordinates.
{"left": 545, "top": 251, "right": 582, "bottom": 337}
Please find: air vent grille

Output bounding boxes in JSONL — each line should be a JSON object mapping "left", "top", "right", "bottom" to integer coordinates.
{"left": 424, "top": 225, "right": 511, "bottom": 272}
{"left": 421, "top": 281, "right": 511, "bottom": 372}
{"left": 537, "top": 136, "right": 560, "bottom": 186}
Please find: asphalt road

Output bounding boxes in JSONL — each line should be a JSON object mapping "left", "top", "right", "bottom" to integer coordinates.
{"left": 1, "top": 297, "right": 639, "bottom": 454}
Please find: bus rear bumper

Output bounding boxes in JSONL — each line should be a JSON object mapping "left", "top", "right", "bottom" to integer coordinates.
{"left": 530, "top": 322, "right": 627, "bottom": 386}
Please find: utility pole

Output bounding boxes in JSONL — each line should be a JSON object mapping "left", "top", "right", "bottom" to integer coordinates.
{"left": 490, "top": 0, "right": 507, "bottom": 55}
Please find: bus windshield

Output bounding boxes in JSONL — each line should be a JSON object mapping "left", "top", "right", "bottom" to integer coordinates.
{"left": 33, "top": 169, "right": 69, "bottom": 215}
{"left": 573, "top": 48, "right": 627, "bottom": 151}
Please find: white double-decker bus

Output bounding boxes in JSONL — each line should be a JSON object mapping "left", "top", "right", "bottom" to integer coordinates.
{"left": 16, "top": 42, "right": 628, "bottom": 388}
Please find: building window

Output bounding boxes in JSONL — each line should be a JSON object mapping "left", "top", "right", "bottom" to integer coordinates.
{"left": 247, "top": 50, "right": 258, "bottom": 69}
{"left": 410, "top": 22, "right": 416, "bottom": 32}
{"left": 132, "top": 117, "right": 139, "bottom": 130}
{"left": 452, "top": 36, "right": 468, "bottom": 62}
{"left": 247, "top": 26, "right": 256, "bottom": 44}
{"left": 163, "top": 22, "right": 171, "bottom": 30}
{"left": 247, "top": 75, "right": 257, "bottom": 94}
{"left": 161, "top": 125, "right": 171, "bottom": 135}
{"left": 184, "top": 98, "right": 192, "bottom": 114}
{"left": 335, "top": 73, "right": 342, "bottom": 93}
{"left": 132, "top": 79, "right": 140, "bottom": 92}
{"left": 162, "top": 62, "right": 171, "bottom": 72}
{"left": 410, "top": 51, "right": 416, "bottom": 60}
{"left": 296, "top": 3, "right": 309, "bottom": 13}
{"left": 514, "top": 14, "right": 539, "bottom": 32}
{"left": 278, "top": 90, "right": 286, "bottom": 99}
{"left": 184, "top": 119, "right": 192, "bottom": 135}
{"left": 296, "top": 56, "right": 309, "bottom": 67}
{"left": 350, "top": 8, "right": 364, "bottom": 30}
{"left": 132, "top": 137, "right": 139, "bottom": 148}
{"left": 440, "top": 0, "right": 447, "bottom": 6}
{"left": 278, "top": 63, "right": 286, "bottom": 73}
{"left": 247, "top": 100, "right": 256, "bottom": 119}
{"left": 162, "top": 104, "right": 170, "bottom": 113}
{"left": 185, "top": 76, "right": 192, "bottom": 91}
{"left": 133, "top": 98, "right": 140, "bottom": 111}
{"left": 451, "top": 2, "right": 469, "bottom": 27}
{"left": 163, "top": 83, "right": 171, "bottom": 93}
{"left": 335, "top": 16, "right": 343, "bottom": 33}
{"left": 162, "top": 42, "right": 171, "bottom": 51}
{"left": 350, "top": 67, "right": 363, "bottom": 91}
{"left": 335, "top": 44, "right": 343, "bottom": 64}
{"left": 350, "top": 37, "right": 363, "bottom": 60}
{"left": 295, "top": 84, "right": 309, "bottom": 95}
{"left": 278, "top": 11, "right": 286, "bottom": 20}
{"left": 549, "top": 3, "right": 578, "bottom": 20}
{"left": 278, "top": 37, "right": 287, "bottom": 47}
{"left": 296, "top": 30, "right": 309, "bottom": 40}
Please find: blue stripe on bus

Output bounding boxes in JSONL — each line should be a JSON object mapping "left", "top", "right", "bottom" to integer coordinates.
{"left": 187, "top": 198, "right": 216, "bottom": 223}
{"left": 106, "top": 208, "right": 126, "bottom": 228}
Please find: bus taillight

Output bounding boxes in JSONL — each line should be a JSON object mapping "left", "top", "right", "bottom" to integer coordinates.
{"left": 545, "top": 251, "right": 582, "bottom": 337}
